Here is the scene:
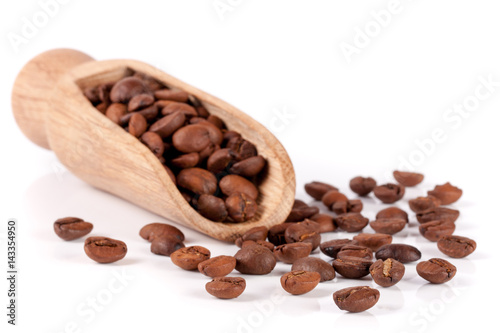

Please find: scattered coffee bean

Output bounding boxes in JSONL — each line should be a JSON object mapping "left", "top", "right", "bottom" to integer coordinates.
{"left": 284, "top": 222, "right": 321, "bottom": 250}
{"left": 267, "top": 223, "right": 294, "bottom": 246}
{"left": 198, "top": 255, "right": 237, "bottom": 277}
{"left": 241, "top": 240, "right": 275, "bottom": 251}
{"left": 305, "top": 181, "right": 339, "bottom": 200}
{"left": 171, "top": 246, "right": 211, "bottom": 270}
{"left": 428, "top": 182, "right": 462, "bottom": 205}
{"left": 206, "top": 277, "right": 246, "bottom": 299}
{"left": 331, "top": 199, "right": 363, "bottom": 215}
{"left": 369, "top": 218, "right": 406, "bottom": 235}
{"left": 437, "top": 235, "right": 476, "bottom": 258}
{"left": 273, "top": 242, "right": 313, "bottom": 264}
{"left": 337, "top": 244, "right": 373, "bottom": 260}
{"left": 376, "top": 207, "right": 409, "bottom": 223}
{"left": 393, "top": 171, "right": 424, "bottom": 187}
{"left": 54, "top": 217, "right": 93, "bottom": 241}
{"left": 234, "top": 226, "right": 268, "bottom": 247}
{"left": 334, "top": 213, "right": 369, "bottom": 232}
{"left": 285, "top": 205, "right": 320, "bottom": 222}
{"left": 373, "top": 183, "right": 405, "bottom": 203}
{"left": 370, "top": 258, "right": 405, "bottom": 287}
{"left": 84, "top": 237, "right": 127, "bottom": 263}
{"left": 280, "top": 270, "right": 321, "bottom": 295}
{"left": 139, "top": 223, "right": 185, "bottom": 242}
{"left": 419, "top": 220, "right": 455, "bottom": 242}
{"left": 416, "top": 258, "right": 457, "bottom": 284}
{"left": 151, "top": 236, "right": 185, "bottom": 256}
{"left": 416, "top": 207, "right": 459, "bottom": 224}
{"left": 291, "top": 257, "right": 336, "bottom": 282}
{"left": 333, "top": 286, "right": 380, "bottom": 312}
{"left": 320, "top": 239, "right": 358, "bottom": 259}
{"left": 409, "top": 196, "right": 441, "bottom": 213}
{"left": 353, "top": 233, "right": 392, "bottom": 251}
{"left": 332, "top": 257, "right": 372, "bottom": 279}
{"left": 234, "top": 244, "right": 276, "bottom": 275}
{"left": 309, "top": 213, "right": 336, "bottom": 233}
{"left": 375, "top": 244, "right": 421, "bottom": 263}
{"left": 321, "top": 191, "right": 348, "bottom": 209}
{"left": 349, "top": 176, "right": 377, "bottom": 196}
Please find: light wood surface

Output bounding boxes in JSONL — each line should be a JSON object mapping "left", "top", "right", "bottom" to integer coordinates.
{"left": 11, "top": 48, "right": 296, "bottom": 242}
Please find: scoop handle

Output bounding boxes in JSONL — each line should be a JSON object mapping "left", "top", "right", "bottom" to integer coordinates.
{"left": 11, "top": 49, "right": 94, "bottom": 149}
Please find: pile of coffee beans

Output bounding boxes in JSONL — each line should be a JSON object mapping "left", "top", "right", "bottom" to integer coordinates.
{"left": 82, "top": 72, "right": 267, "bottom": 222}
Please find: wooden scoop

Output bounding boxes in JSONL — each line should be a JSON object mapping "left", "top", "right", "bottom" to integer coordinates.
{"left": 11, "top": 48, "right": 295, "bottom": 242}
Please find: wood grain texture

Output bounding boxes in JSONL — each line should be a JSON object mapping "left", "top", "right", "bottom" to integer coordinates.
{"left": 12, "top": 49, "right": 296, "bottom": 242}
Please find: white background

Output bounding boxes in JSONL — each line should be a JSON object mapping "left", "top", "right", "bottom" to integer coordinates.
{"left": 1, "top": 1, "right": 500, "bottom": 332}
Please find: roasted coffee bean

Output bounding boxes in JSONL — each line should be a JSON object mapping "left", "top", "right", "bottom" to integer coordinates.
{"left": 416, "top": 258, "right": 456, "bottom": 284}
{"left": 128, "top": 113, "right": 148, "bottom": 138}
{"left": 161, "top": 101, "right": 198, "bottom": 117}
{"left": 332, "top": 199, "right": 363, "bottom": 215}
{"left": 219, "top": 175, "right": 259, "bottom": 200}
{"left": 171, "top": 152, "right": 200, "bottom": 169}
{"left": 133, "top": 72, "right": 164, "bottom": 91}
{"left": 225, "top": 193, "right": 258, "bottom": 222}
{"left": 373, "top": 183, "right": 405, "bottom": 203}
{"left": 284, "top": 223, "right": 321, "bottom": 250}
{"left": 198, "top": 255, "right": 237, "bottom": 277}
{"left": 110, "top": 77, "right": 149, "bottom": 103}
{"left": 225, "top": 137, "right": 257, "bottom": 161}
{"left": 419, "top": 220, "right": 455, "bottom": 242}
{"left": 349, "top": 176, "right": 377, "bottom": 197}
{"left": 281, "top": 271, "right": 321, "bottom": 295}
{"left": 171, "top": 246, "right": 211, "bottom": 270}
{"left": 409, "top": 196, "right": 441, "bottom": 213}
{"left": 207, "top": 115, "right": 225, "bottom": 129}
{"left": 128, "top": 93, "right": 155, "bottom": 112}
{"left": 96, "top": 102, "right": 108, "bottom": 113}
{"left": 337, "top": 245, "right": 373, "bottom": 260}
{"left": 139, "top": 223, "right": 185, "bottom": 242}
{"left": 393, "top": 171, "right": 424, "bottom": 187}
{"left": 416, "top": 207, "right": 459, "bottom": 224}
{"left": 197, "top": 194, "right": 228, "bottom": 222}
{"left": 370, "top": 258, "right": 405, "bottom": 287}
{"left": 291, "top": 257, "right": 336, "bottom": 282}
{"left": 205, "top": 277, "right": 246, "bottom": 299}
{"left": 273, "top": 242, "right": 312, "bottom": 264}
{"left": 54, "top": 217, "right": 93, "bottom": 241}
{"left": 207, "top": 148, "right": 234, "bottom": 173}
{"left": 320, "top": 239, "right": 358, "bottom": 259}
{"left": 120, "top": 104, "right": 158, "bottom": 124}
{"left": 228, "top": 156, "right": 266, "bottom": 177}
{"left": 196, "top": 121, "right": 224, "bottom": 146}
{"left": 241, "top": 240, "right": 275, "bottom": 251}
{"left": 321, "top": 191, "right": 348, "bottom": 209}
{"left": 149, "top": 111, "right": 186, "bottom": 138}
{"left": 234, "top": 226, "right": 268, "bottom": 246}
{"left": 369, "top": 218, "right": 406, "bottom": 235}
{"left": 375, "top": 244, "right": 421, "bottom": 263}
{"left": 150, "top": 236, "right": 185, "bottom": 256}
{"left": 198, "top": 143, "right": 219, "bottom": 162}
{"left": 332, "top": 257, "right": 372, "bottom": 279}
{"left": 84, "top": 237, "right": 127, "bottom": 263}
{"left": 333, "top": 286, "right": 380, "bottom": 313}
{"left": 172, "top": 124, "right": 212, "bottom": 153}
{"left": 177, "top": 168, "right": 217, "bottom": 195}
{"left": 267, "top": 223, "right": 294, "bottom": 246}
{"left": 84, "top": 86, "right": 101, "bottom": 104}
{"left": 437, "top": 235, "right": 476, "bottom": 258}
{"left": 309, "top": 213, "right": 336, "bottom": 233}
{"left": 234, "top": 244, "right": 276, "bottom": 275}
{"left": 285, "top": 205, "right": 320, "bottom": 222}
{"left": 428, "top": 182, "right": 462, "bottom": 205}
{"left": 334, "top": 213, "right": 369, "bottom": 232}
{"left": 105, "top": 103, "right": 127, "bottom": 124}
{"left": 376, "top": 207, "right": 409, "bottom": 223}
{"left": 353, "top": 233, "right": 392, "bottom": 251}
{"left": 305, "top": 181, "right": 339, "bottom": 200}
{"left": 141, "top": 131, "right": 164, "bottom": 157}
{"left": 293, "top": 199, "right": 308, "bottom": 208}
{"left": 154, "top": 89, "right": 189, "bottom": 102}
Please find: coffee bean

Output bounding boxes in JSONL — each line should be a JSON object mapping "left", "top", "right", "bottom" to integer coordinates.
{"left": 337, "top": 245, "right": 373, "bottom": 260}
{"left": 321, "top": 191, "right": 348, "bottom": 209}
{"left": 171, "top": 152, "right": 200, "bottom": 169}
{"left": 234, "top": 226, "right": 268, "bottom": 246}
{"left": 320, "top": 239, "right": 358, "bottom": 259}
{"left": 241, "top": 240, "right": 275, "bottom": 251}
{"left": 198, "top": 255, "right": 236, "bottom": 277}
{"left": 409, "top": 196, "right": 441, "bottom": 213}
{"left": 273, "top": 242, "right": 312, "bottom": 264}
{"left": 349, "top": 176, "right": 377, "bottom": 196}
{"left": 428, "top": 182, "right": 462, "bottom": 205}
{"left": 105, "top": 103, "right": 127, "bottom": 124}
{"left": 331, "top": 199, "right": 363, "bottom": 215}
{"left": 416, "top": 258, "right": 457, "bottom": 284}
{"left": 369, "top": 258, "right": 405, "bottom": 287}
{"left": 141, "top": 131, "right": 164, "bottom": 157}
{"left": 437, "top": 235, "right": 476, "bottom": 258}
{"left": 309, "top": 213, "right": 336, "bottom": 233}
{"left": 228, "top": 155, "right": 266, "bottom": 177}
{"left": 225, "top": 193, "right": 258, "bottom": 222}
{"left": 120, "top": 104, "right": 158, "bottom": 124}
{"left": 161, "top": 101, "right": 198, "bottom": 117}
{"left": 281, "top": 271, "right": 321, "bottom": 295}
{"left": 205, "top": 277, "right": 246, "bottom": 299}
{"left": 171, "top": 246, "right": 211, "bottom": 270}
{"left": 197, "top": 194, "right": 228, "bottom": 222}
{"left": 373, "top": 183, "right": 405, "bottom": 203}
{"left": 376, "top": 206, "right": 409, "bottom": 223}
{"left": 393, "top": 171, "right": 424, "bottom": 187}
{"left": 207, "top": 115, "right": 225, "bottom": 129}
{"left": 149, "top": 111, "right": 186, "bottom": 138}
{"left": 291, "top": 257, "right": 336, "bottom": 282}
{"left": 206, "top": 148, "right": 234, "bottom": 173}
{"left": 128, "top": 93, "right": 155, "bottom": 112}
{"left": 419, "top": 220, "right": 455, "bottom": 242}
{"left": 234, "top": 244, "right": 276, "bottom": 275}
{"left": 285, "top": 205, "right": 320, "bottom": 222}
{"left": 110, "top": 77, "right": 149, "bottom": 103}
{"left": 334, "top": 213, "right": 369, "bottom": 232}
{"left": 369, "top": 218, "right": 406, "bottom": 235}
{"left": 416, "top": 207, "right": 459, "bottom": 224}
{"left": 284, "top": 223, "right": 321, "bottom": 250}
{"left": 133, "top": 72, "right": 164, "bottom": 91}
{"left": 53, "top": 217, "right": 93, "bottom": 241}
{"left": 375, "top": 244, "right": 421, "bottom": 263}
{"left": 333, "top": 286, "right": 380, "bottom": 313}
{"left": 177, "top": 168, "right": 217, "bottom": 195}
{"left": 139, "top": 223, "right": 183, "bottom": 242}
{"left": 219, "top": 175, "right": 259, "bottom": 200}
{"left": 154, "top": 89, "right": 190, "bottom": 102}
{"left": 128, "top": 113, "right": 148, "bottom": 138}
{"left": 150, "top": 236, "right": 185, "bottom": 256}
{"left": 172, "top": 124, "right": 212, "bottom": 153}
{"left": 196, "top": 121, "right": 224, "bottom": 146}
{"left": 332, "top": 257, "right": 372, "bottom": 279}
{"left": 353, "top": 233, "right": 392, "bottom": 251}
{"left": 305, "top": 181, "right": 339, "bottom": 200}
{"left": 225, "top": 137, "right": 257, "bottom": 161}
{"left": 267, "top": 223, "right": 294, "bottom": 246}
{"left": 84, "top": 237, "right": 127, "bottom": 263}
